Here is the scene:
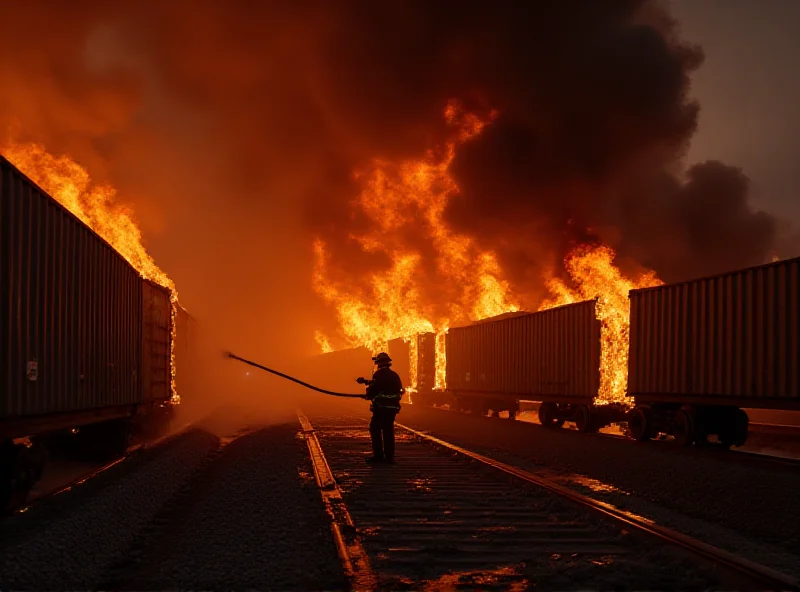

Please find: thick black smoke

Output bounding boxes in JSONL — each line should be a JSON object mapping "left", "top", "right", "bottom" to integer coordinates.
{"left": 301, "top": 0, "right": 781, "bottom": 288}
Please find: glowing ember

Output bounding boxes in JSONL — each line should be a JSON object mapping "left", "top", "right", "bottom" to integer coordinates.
{"left": 312, "top": 101, "right": 518, "bottom": 380}
{"left": 539, "top": 245, "right": 662, "bottom": 404}
{"left": 4, "top": 142, "right": 182, "bottom": 403}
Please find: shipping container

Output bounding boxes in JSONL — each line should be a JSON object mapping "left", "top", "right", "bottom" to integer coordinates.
{"left": 385, "top": 333, "right": 439, "bottom": 405}
{"left": 446, "top": 301, "right": 600, "bottom": 399}
{"left": 627, "top": 256, "right": 800, "bottom": 446}
{"left": 142, "top": 280, "right": 172, "bottom": 403}
{"left": 307, "top": 346, "right": 375, "bottom": 395}
{"left": 174, "top": 304, "right": 198, "bottom": 401}
{"left": 444, "top": 300, "right": 605, "bottom": 426}
{"left": 1, "top": 155, "right": 192, "bottom": 512}
{"left": 387, "top": 337, "right": 410, "bottom": 388}
{"left": 1, "top": 156, "right": 144, "bottom": 440}
{"left": 416, "top": 332, "right": 436, "bottom": 392}
{"left": 411, "top": 332, "right": 442, "bottom": 406}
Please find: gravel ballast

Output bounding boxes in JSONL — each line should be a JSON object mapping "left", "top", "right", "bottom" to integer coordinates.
{"left": 0, "top": 429, "right": 219, "bottom": 589}
{"left": 1, "top": 419, "right": 345, "bottom": 591}
{"left": 105, "top": 422, "right": 345, "bottom": 591}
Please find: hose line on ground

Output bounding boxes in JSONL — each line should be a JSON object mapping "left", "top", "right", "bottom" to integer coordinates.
{"left": 226, "top": 351, "right": 367, "bottom": 398}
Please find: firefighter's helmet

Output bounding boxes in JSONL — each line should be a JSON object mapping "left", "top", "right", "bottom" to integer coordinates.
{"left": 373, "top": 352, "right": 392, "bottom": 366}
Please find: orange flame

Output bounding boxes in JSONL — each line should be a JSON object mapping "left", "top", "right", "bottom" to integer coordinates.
{"left": 406, "top": 335, "right": 419, "bottom": 393}
{"left": 312, "top": 101, "right": 518, "bottom": 387}
{"left": 539, "top": 244, "right": 662, "bottom": 404}
{"left": 314, "top": 331, "right": 334, "bottom": 354}
{"left": 434, "top": 330, "right": 447, "bottom": 390}
{"left": 4, "top": 142, "right": 181, "bottom": 404}
{"left": 313, "top": 103, "right": 662, "bottom": 405}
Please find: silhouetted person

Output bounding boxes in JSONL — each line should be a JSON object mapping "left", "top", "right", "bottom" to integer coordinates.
{"left": 357, "top": 352, "right": 403, "bottom": 463}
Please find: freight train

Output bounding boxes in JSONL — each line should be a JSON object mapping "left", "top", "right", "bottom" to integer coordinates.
{"left": 1, "top": 155, "right": 195, "bottom": 512}
{"left": 311, "top": 256, "right": 800, "bottom": 450}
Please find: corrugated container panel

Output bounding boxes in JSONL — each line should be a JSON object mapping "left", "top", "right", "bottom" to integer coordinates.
{"left": 628, "top": 257, "right": 800, "bottom": 402}
{"left": 142, "top": 280, "right": 172, "bottom": 402}
{"left": 445, "top": 300, "right": 600, "bottom": 399}
{"left": 416, "top": 332, "right": 436, "bottom": 391}
{"left": 309, "top": 346, "right": 374, "bottom": 394}
{"left": 387, "top": 337, "right": 411, "bottom": 388}
{"left": 1, "top": 156, "right": 142, "bottom": 421}
{"left": 174, "top": 304, "right": 197, "bottom": 400}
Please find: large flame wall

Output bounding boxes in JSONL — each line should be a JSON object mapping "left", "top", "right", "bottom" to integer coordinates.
{"left": 313, "top": 105, "right": 663, "bottom": 404}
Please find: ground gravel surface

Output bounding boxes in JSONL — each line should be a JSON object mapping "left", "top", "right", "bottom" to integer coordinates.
{"left": 0, "top": 428, "right": 219, "bottom": 590}
{"left": 390, "top": 404, "right": 800, "bottom": 578}
{"left": 104, "top": 422, "right": 345, "bottom": 591}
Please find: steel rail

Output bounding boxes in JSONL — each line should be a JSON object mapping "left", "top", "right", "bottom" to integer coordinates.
{"left": 398, "top": 422, "right": 800, "bottom": 592}
{"left": 298, "top": 411, "right": 376, "bottom": 592}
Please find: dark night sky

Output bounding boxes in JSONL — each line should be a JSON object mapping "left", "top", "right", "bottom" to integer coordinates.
{"left": 672, "top": 0, "right": 800, "bottom": 226}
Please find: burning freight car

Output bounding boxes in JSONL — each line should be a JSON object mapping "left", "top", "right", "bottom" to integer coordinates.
{"left": 313, "top": 255, "right": 800, "bottom": 449}
{"left": 0, "top": 151, "right": 194, "bottom": 512}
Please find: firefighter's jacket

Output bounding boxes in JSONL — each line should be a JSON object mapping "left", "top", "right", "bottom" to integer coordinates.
{"left": 365, "top": 367, "right": 404, "bottom": 413}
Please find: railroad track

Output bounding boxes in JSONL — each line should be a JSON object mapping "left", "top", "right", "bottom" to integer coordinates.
{"left": 300, "top": 412, "right": 799, "bottom": 591}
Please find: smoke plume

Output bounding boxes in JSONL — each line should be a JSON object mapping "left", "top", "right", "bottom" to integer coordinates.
{"left": 0, "top": 0, "right": 790, "bottom": 359}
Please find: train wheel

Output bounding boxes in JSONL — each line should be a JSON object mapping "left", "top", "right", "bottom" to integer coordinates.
{"left": 538, "top": 402, "right": 563, "bottom": 429}
{"left": 107, "top": 419, "right": 133, "bottom": 457}
{"left": 673, "top": 409, "right": 695, "bottom": 446}
{"left": 629, "top": 407, "right": 654, "bottom": 441}
{"left": 146, "top": 404, "right": 174, "bottom": 439}
{"left": 733, "top": 408, "right": 749, "bottom": 447}
{"left": 575, "top": 405, "right": 598, "bottom": 433}
{"left": 80, "top": 419, "right": 132, "bottom": 461}
{"left": 538, "top": 402, "right": 551, "bottom": 427}
{"left": 1, "top": 440, "right": 14, "bottom": 513}
{"left": 719, "top": 408, "right": 749, "bottom": 448}
{"left": 0, "top": 440, "right": 44, "bottom": 515}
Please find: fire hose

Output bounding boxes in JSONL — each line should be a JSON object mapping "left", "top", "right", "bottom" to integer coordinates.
{"left": 226, "top": 352, "right": 367, "bottom": 398}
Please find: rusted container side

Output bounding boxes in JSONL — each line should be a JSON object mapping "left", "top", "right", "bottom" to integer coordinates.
{"left": 142, "top": 280, "right": 172, "bottom": 402}
{"left": 307, "top": 346, "right": 374, "bottom": 395}
{"left": 446, "top": 300, "right": 601, "bottom": 402}
{"left": 628, "top": 257, "right": 800, "bottom": 409}
{"left": 416, "top": 332, "right": 436, "bottom": 391}
{"left": 387, "top": 337, "right": 410, "bottom": 388}
{"left": 173, "top": 304, "right": 198, "bottom": 401}
{"left": 1, "top": 156, "right": 143, "bottom": 438}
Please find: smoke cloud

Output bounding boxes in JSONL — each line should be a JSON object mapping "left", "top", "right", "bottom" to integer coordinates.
{"left": 0, "top": 0, "right": 791, "bottom": 364}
